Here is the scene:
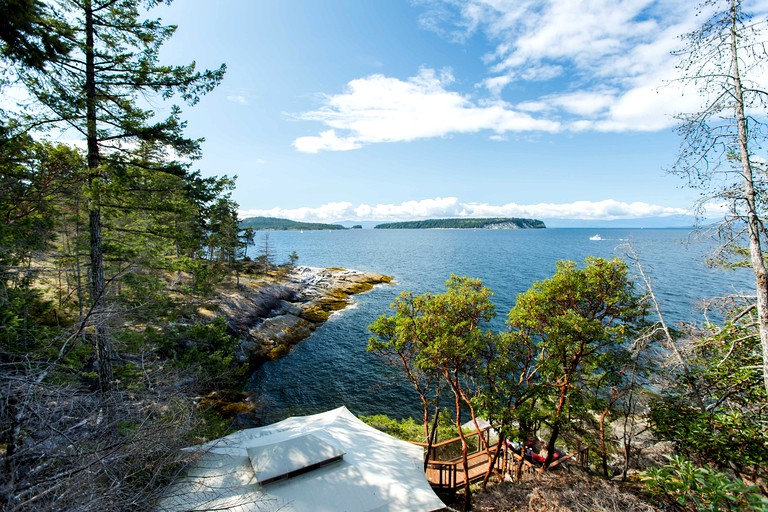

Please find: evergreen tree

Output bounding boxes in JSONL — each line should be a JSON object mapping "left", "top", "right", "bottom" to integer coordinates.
{"left": 0, "top": 137, "right": 82, "bottom": 347}
{"left": 0, "top": 0, "right": 70, "bottom": 75}
{"left": 15, "top": 0, "right": 225, "bottom": 395}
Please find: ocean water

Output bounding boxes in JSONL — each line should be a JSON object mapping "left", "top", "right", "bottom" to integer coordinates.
{"left": 244, "top": 228, "right": 754, "bottom": 425}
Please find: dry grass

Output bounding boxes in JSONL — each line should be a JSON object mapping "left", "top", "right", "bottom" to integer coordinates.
{"left": 473, "top": 474, "right": 662, "bottom": 512}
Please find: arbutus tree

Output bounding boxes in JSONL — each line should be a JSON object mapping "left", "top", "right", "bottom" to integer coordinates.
{"left": 368, "top": 294, "right": 442, "bottom": 445}
{"left": 506, "top": 257, "right": 645, "bottom": 476}
{"left": 368, "top": 275, "right": 497, "bottom": 512}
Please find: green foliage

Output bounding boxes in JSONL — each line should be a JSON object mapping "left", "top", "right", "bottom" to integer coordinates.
{"left": 360, "top": 414, "right": 428, "bottom": 442}
{"left": 150, "top": 317, "right": 244, "bottom": 389}
{"left": 649, "top": 300, "right": 768, "bottom": 474}
{"left": 205, "top": 196, "right": 240, "bottom": 264}
{"left": 641, "top": 456, "right": 768, "bottom": 511}
{"left": 287, "top": 250, "right": 299, "bottom": 267}
{"left": 0, "top": 138, "right": 82, "bottom": 268}
{"left": 0, "top": 139, "right": 80, "bottom": 350}
{"left": 368, "top": 275, "right": 497, "bottom": 404}
{"left": 373, "top": 217, "right": 545, "bottom": 229}
{"left": 650, "top": 398, "right": 768, "bottom": 469}
{"left": 0, "top": 0, "right": 71, "bottom": 71}
{"left": 503, "top": 257, "right": 645, "bottom": 454}
{"left": 369, "top": 261, "right": 646, "bottom": 474}
{"left": 368, "top": 272, "right": 499, "bottom": 510}
{"left": 5, "top": 0, "right": 229, "bottom": 393}
{"left": 1, "top": 283, "right": 44, "bottom": 334}
{"left": 360, "top": 412, "right": 456, "bottom": 443}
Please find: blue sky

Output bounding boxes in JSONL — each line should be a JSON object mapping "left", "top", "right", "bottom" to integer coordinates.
{"left": 149, "top": 0, "right": 768, "bottom": 226}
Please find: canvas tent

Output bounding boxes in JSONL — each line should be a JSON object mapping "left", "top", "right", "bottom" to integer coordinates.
{"left": 158, "top": 406, "right": 447, "bottom": 512}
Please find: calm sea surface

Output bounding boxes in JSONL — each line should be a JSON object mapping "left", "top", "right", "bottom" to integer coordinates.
{"left": 244, "top": 228, "right": 754, "bottom": 425}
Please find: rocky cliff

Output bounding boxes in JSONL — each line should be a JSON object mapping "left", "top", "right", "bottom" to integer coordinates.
{"left": 211, "top": 266, "right": 393, "bottom": 366}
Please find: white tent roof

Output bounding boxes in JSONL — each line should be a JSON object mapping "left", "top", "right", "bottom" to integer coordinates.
{"left": 158, "top": 406, "right": 446, "bottom": 512}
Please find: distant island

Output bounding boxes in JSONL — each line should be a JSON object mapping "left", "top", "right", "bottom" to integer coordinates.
{"left": 240, "top": 216, "right": 346, "bottom": 231}
{"left": 374, "top": 217, "right": 546, "bottom": 230}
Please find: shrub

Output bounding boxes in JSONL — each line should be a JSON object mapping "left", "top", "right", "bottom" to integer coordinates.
{"left": 640, "top": 455, "right": 768, "bottom": 511}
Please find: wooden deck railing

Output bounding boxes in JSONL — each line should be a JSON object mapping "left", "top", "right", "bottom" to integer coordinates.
{"left": 411, "top": 427, "right": 589, "bottom": 490}
{"left": 410, "top": 427, "right": 502, "bottom": 490}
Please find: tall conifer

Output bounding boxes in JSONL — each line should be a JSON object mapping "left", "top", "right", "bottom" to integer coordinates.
{"left": 17, "top": 0, "right": 225, "bottom": 395}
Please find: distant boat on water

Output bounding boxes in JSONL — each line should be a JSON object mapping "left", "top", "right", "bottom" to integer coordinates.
{"left": 589, "top": 234, "right": 603, "bottom": 240}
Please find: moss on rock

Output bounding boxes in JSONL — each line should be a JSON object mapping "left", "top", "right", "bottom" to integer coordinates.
{"left": 223, "top": 267, "right": 393, "bottom": 365}
{"left": 300, "top": 305, "right": 331, "bottom": 322}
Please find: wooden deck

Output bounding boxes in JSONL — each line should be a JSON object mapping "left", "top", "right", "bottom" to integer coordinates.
{"left": 412, "top": 427, "right": 503, "bottom": 491}
{"left": 412, "top": 427, "right": 590, "bottom": 491}
{"left": 424, "top": 446, "right": 503, "bottom": 489}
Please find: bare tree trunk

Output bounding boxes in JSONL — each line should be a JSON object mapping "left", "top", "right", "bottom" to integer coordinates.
{"left": 628, "top": 245, "right": 706, "bottom": 410}
{"left": 538, "top": 372, "right": 574, "bottom": 477}
{"left": 481, "top": 435, "right": 504, "bottom": 488}
{"left": 85, "top": 0, "right": 112, "bottom": 397}
{"left": 539, "top": 422, "right": 560, "bottom": 478}
{"left": 515, "top": 449, "right": 526, "bottom": 482}
{"left": 729, "top": 0, "right": 768, "bottom": 397}
{"left": 538, "top": 384, "right": 568, "bottom": 478}
{"left": 621, "top": 361, "right": 640, "bottom": 482}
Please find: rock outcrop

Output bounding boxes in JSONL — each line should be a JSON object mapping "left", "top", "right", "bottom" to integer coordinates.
{"left": 212, "top": 266, "right": 393, "bottom": 366}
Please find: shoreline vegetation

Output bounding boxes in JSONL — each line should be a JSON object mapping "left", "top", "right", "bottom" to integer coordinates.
{"left": 0, "top": 257, "right": 393, "bottom": 510}
{"left": 373, "top": 217, "right": 546, "bottom": 229}
{"left": 194, "top": 265, "right": 393, "bottom": 424}
{"left": 238, "top": 215, "right": 547, "bottom": 231}
{"left": 3, "top": 1, "right": 766, "bottom": 510}
{"left": 239, "top": 216, "right": 347, "bottom": 231}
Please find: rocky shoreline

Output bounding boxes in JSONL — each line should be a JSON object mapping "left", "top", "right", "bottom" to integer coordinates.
{"left": 210, "top": 266, "right": 393, "bottom": 367}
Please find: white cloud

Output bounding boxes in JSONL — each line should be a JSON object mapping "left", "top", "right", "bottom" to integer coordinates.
{"left": 292, "top": 68, "right": 561, "bottom": 152}
{"left": 353, "top": 197, "right": 461, "bottom": 219}
{"left": 239, "top": 197, "right": 689, "bottom": 222}
{"left": 240, "top": 201, "right": 356, "bottom": 222}
{"left": 461, "top": 0, "right": 688, "bottom": 81}
{"left": 293, "top": 129, "right": 362, "bottom": 153}
{"left": 456, "top": 0, "right": 704, "bottom": 132}
{"left": 462, "top": 199, "right": 688, "bottom": 220}
{"left": 292, "top": 1, "right": 768, "bottom": 151}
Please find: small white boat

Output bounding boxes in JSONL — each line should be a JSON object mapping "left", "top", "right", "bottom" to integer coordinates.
{"left": 589, "top": 234, "right": 602, "bottom": 241}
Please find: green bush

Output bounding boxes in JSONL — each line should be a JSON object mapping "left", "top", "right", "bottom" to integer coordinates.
{"left": 361, "top": 414, "right": 427, "bottom": 442}
{"left": 360, "top": 412, "right": 457, "bottom": 443}
{"left": 152, "top": 316, "right": 244, "bottom": 388}
{"left": 640, "top": 455, "right": 768, "bottom": 511}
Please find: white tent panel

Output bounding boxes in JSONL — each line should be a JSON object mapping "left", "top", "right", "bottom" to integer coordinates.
{"left": 157, "top": 406, "right": 446, "bottom": 512}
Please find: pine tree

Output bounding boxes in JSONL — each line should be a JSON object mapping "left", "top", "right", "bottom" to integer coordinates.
{"left": 17, "top": 0, "right": 225, "bottom": 395}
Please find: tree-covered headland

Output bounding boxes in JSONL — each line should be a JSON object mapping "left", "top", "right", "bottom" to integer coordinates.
{"left": 374, "top": 217, "right": 545, "bottom": 229}
{"left": 240, "top": 216, "right": 346, "bottom": 231}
